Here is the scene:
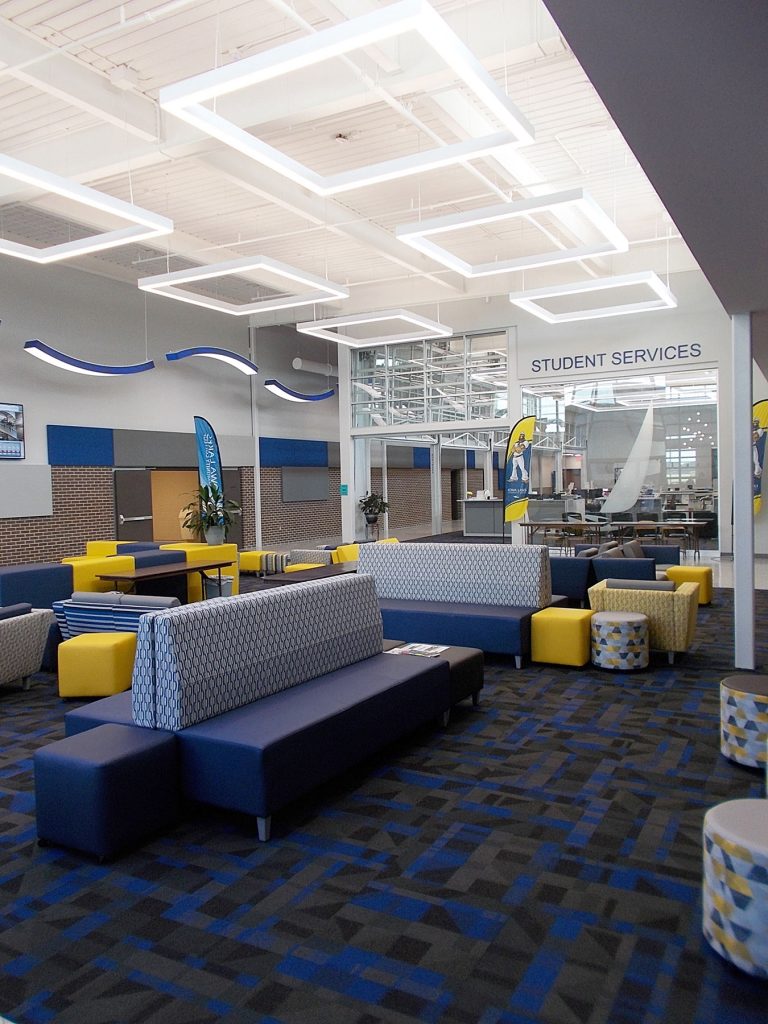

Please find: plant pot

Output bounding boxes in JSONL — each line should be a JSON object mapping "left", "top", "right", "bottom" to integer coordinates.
{"left": 365, "top": 514, "right": 380, "bottom": 524}
{"left": 205, "top": 526, "right": 225, "bottom": 545}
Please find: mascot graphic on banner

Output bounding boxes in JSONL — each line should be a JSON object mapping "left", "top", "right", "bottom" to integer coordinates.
{"left": 504, "top": 415, "right": 536, "bottom": 523}
{"left": 753, "top": 399, "right": 768, "bottom": 515}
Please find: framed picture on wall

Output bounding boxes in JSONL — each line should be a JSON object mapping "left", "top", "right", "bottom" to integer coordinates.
{"left": 0, "top": 403, "right": 25, "bottom": 459}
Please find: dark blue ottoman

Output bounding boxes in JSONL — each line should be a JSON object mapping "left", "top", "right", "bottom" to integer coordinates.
{"left": 34, "top": 724, "right": 179, "bottom": 860}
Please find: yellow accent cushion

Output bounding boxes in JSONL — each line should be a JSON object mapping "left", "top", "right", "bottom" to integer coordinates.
{"left": 664, "top": 565, "right": 713, "bottom": 605}
{"left": 85, "top": 541, "right": 123, "bottom": 557}
{"left": 57, "top": 632, "right": 137, "bottom": 698}
{"left": 160, "top": 542, "right": 239, "bottom": 601}
{"left": 285, "top": 562, "right": 324, "bottom": 572}
{"left": 61, "top": 555, "right": 135, "bottom": 593}
{"left": 239, "top": 550, "right": 276, "bottom": 573}
{"left": 332, "top": 543, "right": 360, "bottom": 564}
{"left": 531, "top": 607, "right": 593, "bottom": 666}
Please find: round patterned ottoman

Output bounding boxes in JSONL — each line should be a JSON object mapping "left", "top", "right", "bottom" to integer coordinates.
{"left": 720, "top": 674, "right": 768, "bottom": 767}
{"left": 591, "top": 611, "right": 649, "bottom": 670}
{"left": 702, "top": 799, "right": 768, "bottom": 978}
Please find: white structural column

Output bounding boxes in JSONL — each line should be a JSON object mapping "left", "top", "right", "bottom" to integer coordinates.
{"left": 431, "top": 442, "right": 443, "bottom": 535}
{"left": 248, "top": 326, "right": 263, "bottom": 547}
{"left": 337, "top": 345, "right": 358, "bottom": 541}
{"left": 354, "top": 437, "right": 371, "bottom": 538}
{"left": 732, "top": 313, "right": 755, "bottom": 670}
{"left": 483, "top": 446, "right": 495, "bottom": 495}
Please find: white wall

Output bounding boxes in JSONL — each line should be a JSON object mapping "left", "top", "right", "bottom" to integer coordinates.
{"left": 1, "top": 259, "right": 342, "bottom": 468}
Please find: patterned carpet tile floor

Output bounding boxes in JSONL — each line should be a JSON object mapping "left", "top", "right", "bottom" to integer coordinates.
{"left": 0, "top": 590, "right": 766, "bottom": 1023}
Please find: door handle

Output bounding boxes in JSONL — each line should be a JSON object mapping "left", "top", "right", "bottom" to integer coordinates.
{"left": 118, "top": 514, "right": 153, "bottom": 524}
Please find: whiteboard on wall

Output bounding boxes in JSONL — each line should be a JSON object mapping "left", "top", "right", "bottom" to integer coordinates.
{"left": 0, "top": 464, "right": 53, "bottom": 518}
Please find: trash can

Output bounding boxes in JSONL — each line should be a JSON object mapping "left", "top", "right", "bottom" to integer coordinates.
{"left": 203, "top": 574, "right": 233, "bottom": 599}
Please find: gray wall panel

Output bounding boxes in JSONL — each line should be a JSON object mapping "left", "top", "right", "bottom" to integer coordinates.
{"left": 114, "top": 430, "right": 255, "bottom": 467}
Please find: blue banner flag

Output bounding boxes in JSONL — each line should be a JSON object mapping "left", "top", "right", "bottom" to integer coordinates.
{"left": 194, "top": 416, "right": 223, "bottom": 493}
{"left": 753, "top": 399, "right": 768, "bottom": 515}
{"left": 503, "top": 415, "right": 536, "bottom": 523}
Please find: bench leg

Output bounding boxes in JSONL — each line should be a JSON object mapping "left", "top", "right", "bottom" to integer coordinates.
{"left": 257, "top": 816, "right": 271, "bottom": 842}
{"left": 515, "top": 655, "right": 522, "bottom": 669}
{"left": 440, "top": 710, "right": 450, "bottom": 727}
{"left": 667, "top": 651, "right": 675, "bottom": 665}
{"left": 472, "top": 691, "right": 480, "bottom": 707}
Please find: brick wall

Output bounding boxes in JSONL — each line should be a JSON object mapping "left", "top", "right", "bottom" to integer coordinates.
{"left": 0, "top": 466, "right": 114, "bottom": 565}
{"left": 0, "top": 465, "right": 257, "bottom": 566}
{"left": 240, "top": 466, "right": 256, "bottom": 549}
{"left": 260, "top": 466, "right": 342, "bottom": 547}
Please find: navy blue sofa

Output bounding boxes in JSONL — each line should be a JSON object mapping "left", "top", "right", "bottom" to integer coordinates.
{"left": 61, "top": 575, "right": 455, "bottom": 842}
{"left": 357, "top": 542, "right": 552, "bottom": 667}
{"left": 552, "top": 544, "right": 682, "bottom": 605}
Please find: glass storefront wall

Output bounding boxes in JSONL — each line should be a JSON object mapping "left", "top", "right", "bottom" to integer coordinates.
{"left": 351, "top": 332, "right": 508, "bottom": 429}
{"left": 522, "top": 370, "right": 718, "bottom": 520}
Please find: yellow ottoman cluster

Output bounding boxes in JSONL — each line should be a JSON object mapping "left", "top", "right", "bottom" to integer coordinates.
{"left": 531, "top": 607, "right": 593, "bottom": 666}
{"left": 58, "top": 632, "right": 137, "bottom": 698}
{"left": 239, "top": 550, "right": 275, "bottom": 573}
{"left": 664, "top": 565, "right": 713, "bottom": 605}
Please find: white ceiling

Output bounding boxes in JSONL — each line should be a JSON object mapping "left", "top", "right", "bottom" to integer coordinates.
{"left": 0, "top": 0, "right": 698, "bottom": 327}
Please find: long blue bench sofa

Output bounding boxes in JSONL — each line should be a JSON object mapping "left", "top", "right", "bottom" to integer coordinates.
{"left": 61, "top": 574, "right": 454, "bottom": 842}
{"left": 357, "top": 542, "right": 552, "bottom": 667}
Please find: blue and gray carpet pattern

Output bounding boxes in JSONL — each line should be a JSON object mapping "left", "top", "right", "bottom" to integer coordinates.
{"left": 0, "top": 589, "right": 766, "bottom": 1023}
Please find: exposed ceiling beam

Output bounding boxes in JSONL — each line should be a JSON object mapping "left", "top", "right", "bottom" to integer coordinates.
{"left": 0, "top": 18, "right": 158, "bottom": 142}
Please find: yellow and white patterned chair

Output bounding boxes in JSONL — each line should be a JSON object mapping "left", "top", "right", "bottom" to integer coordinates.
{"left": 588, "top": 579, "right": 699, "bottom": 664}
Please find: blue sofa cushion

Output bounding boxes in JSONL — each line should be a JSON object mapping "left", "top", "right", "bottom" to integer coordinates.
{"left": 0, "top": 602, "right": 32, "bottom": 621}
{"left": 65, "top": 692, "right": 145, "bottom": 736}
{"left": 116, "top": 543, "right": 161, "bottom": 552}
{"left": 379, "top": 598, "right": 535, "bottom": 655}
{"left": 0, "top": 562, "right": 73, "bottom": 608}
{"left": 591, "top": 557, "right": 656, "bottom": 583}
{"left": 122, "top": 550, "right": 186, "bottom": 568}
{"left": 550, "top": 558, "right": 592, "bottom": 602}
{"left": 177, "top": 653, "right": 450, "bottom": 819}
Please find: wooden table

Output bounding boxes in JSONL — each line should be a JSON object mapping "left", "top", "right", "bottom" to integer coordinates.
{"left": 97, "top": 559, "right": 232, "bottom": 599}
{"left": 519, "top": 520, "right": 616, "bottom": 546}
{"left": 259, "top": 563, "right": 358, "bottom": 587}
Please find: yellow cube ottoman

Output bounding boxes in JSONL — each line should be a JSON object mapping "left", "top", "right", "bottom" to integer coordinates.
{"left": 285, "top": 562, "right": 324, "bottom": 572}
{"left": 58, "top": 632, "right": 137, "bottom": 698}
{"left": 664, "top": 565, "right": 713, "bottom": 605}
{"left": 239, "top": 550, "right": 276, "bottom": 573}
{"left": 531, "top": 607, "right": 593, "bottom": 666}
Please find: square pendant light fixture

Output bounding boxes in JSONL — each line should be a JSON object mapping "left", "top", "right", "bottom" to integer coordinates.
{"left": 509, "top": 272, "right": 677, "bottom": 323}
{"left": 138, "top": 256, "right": 348, "bottom": 315}
{"left": 397, "top": 189, "right": 628, "bottom": 277}
{"left": 0, "top": 153, "right": 173, "bottom": 263}
{"left": 297, "top": 309, "right": 452, "bottom": 347}
{"left": 159, "top": 0, "right": 534, "bottom": 196}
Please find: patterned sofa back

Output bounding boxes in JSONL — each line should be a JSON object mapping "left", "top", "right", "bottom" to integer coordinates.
{"left": 357, "top": 542, "right": 551, "bottom": 608}
{"left": 131, "top": 574, "right": 384, "bottom": 730}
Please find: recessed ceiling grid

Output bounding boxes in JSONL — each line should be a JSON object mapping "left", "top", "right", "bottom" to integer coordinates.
{"left": 0, "top": 0, "right": 695, "bottom": 314}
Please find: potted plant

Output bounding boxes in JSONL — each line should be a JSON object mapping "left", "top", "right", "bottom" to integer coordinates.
{"left": 182, "top": 483, "right": 241, "bottom": 544}
{"left": 359, "top": 492, "right": 389, "bottom": 524}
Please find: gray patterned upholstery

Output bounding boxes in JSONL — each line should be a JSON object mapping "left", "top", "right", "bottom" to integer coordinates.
{"left": 357, "top": 542, "right": 552, "bottom": 608}
{"left": 132, "top": 574, "right": 384, "bottom": 730}
{"left": 288, "top": 549, "right": 333, "bottom": 566}
{"left": 0, "top": 609, "right": 56, "bottom": 689}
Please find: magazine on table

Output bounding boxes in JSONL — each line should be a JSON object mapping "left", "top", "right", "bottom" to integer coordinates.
{"left": 385, "top": 642, "right": 449, "bottom": 658}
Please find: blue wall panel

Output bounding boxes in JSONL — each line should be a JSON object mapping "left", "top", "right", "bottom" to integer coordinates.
{"left": 47, "top": 425, "right": 114, "bottom": 466}
{"left": 467, "top": 451, "right": 476, "bottom": 469}
{"left": 413, "top": 448, "right": 431, "bottom": 468}
{"left": 259, "top": 437, "right": 328, "bottom": 467}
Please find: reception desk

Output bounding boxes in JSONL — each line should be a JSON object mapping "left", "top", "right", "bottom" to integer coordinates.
{"left": 463, "top": 498, "right": 505, "bottom": 537}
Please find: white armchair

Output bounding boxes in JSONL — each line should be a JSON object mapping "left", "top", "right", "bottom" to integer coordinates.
{"left": 0, "top": 608, "right": 55, "bottom": 689}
